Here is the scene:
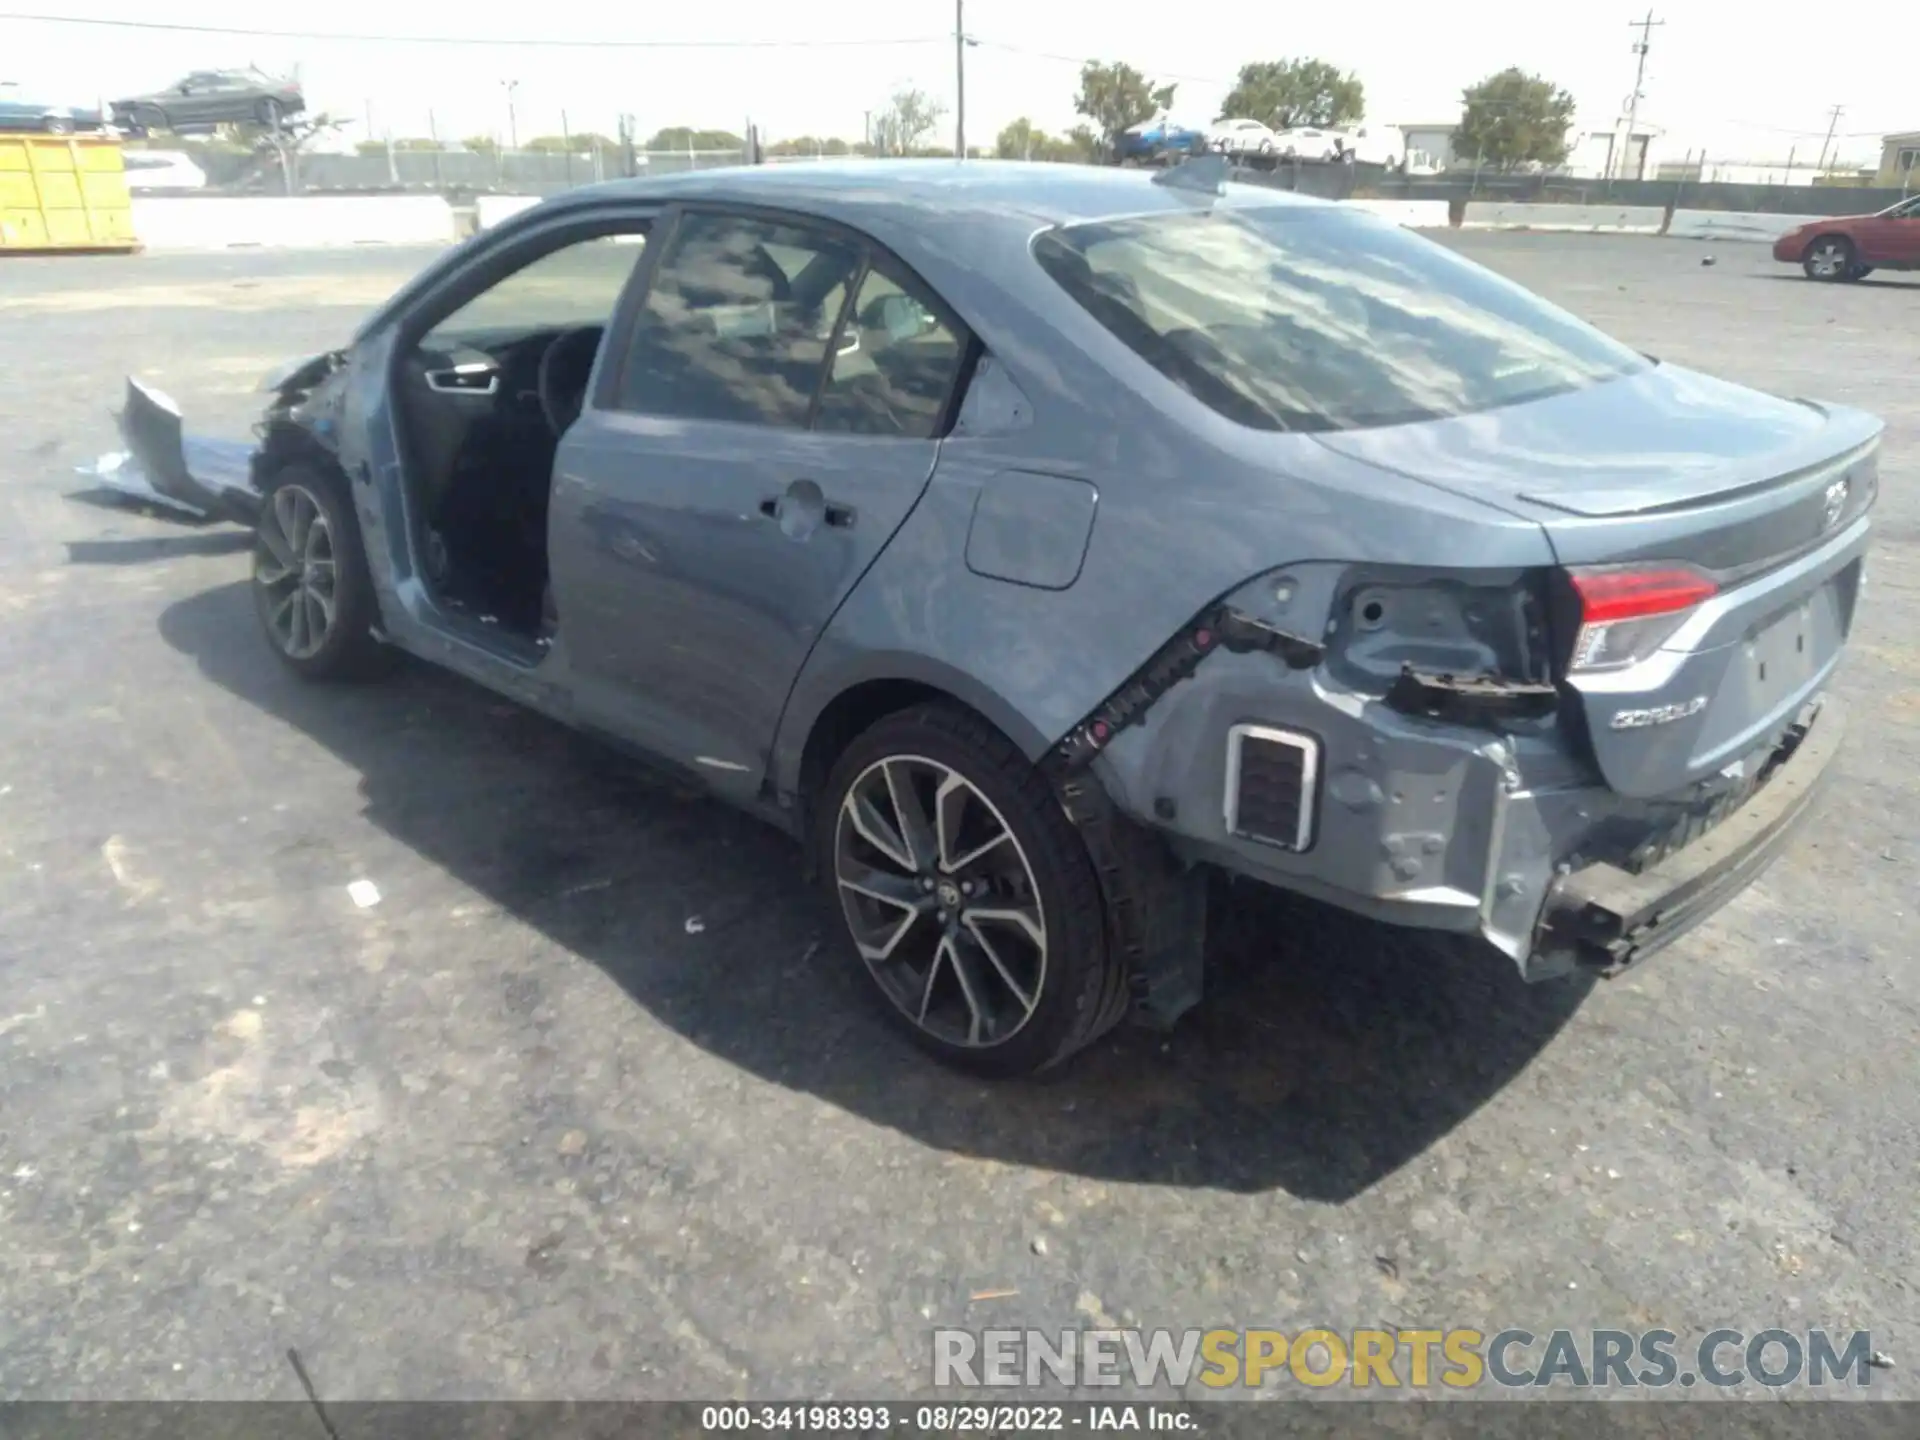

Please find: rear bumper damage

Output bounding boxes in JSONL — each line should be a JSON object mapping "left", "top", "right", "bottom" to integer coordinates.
{"left": 1076, "top": 595, "right": 1848, "bottom": 998}
{"left": 78, "top": 378, "right": 260, "bottom": 527}
{"left": 1534, "top": 697, "right": 1843, "bottom": 976}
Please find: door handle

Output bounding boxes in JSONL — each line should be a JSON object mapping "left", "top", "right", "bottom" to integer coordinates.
{"left": 758, "top": 491, "right": 857, "bottom": 531}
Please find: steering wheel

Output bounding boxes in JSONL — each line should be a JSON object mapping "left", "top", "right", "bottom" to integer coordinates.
{"left": 536, "top": 325, "right": 605, "bottom": 437}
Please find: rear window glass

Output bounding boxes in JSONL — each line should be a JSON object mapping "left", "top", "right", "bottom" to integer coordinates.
{"left": 1032, "top": 207, "right": 1647, "bottom": 432}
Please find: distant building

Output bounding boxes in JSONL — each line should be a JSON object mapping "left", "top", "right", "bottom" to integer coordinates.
{"left": 1877, "top": 131, "right": 1920, "bottom": 188}
{"left": 1566, "top": 128, "right": 1661, "bottom": 180}
{"left": 1397, "top": 123, "right": 1459, "bottom": 171}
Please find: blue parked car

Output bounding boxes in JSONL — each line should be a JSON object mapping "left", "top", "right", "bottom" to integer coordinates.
{"left": 1113, "top": 117, "right": 1208, "bottom": 164}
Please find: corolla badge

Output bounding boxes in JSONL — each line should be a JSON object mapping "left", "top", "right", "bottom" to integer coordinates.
{"left": 1823, "top": 477, "right": 1850, "bottom": 530}
{"left": 1610, "top": 696, "right": 1708, "bottom": 730}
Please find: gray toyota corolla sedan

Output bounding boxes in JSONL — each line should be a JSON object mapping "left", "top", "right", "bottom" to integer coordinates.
{"left": 96, "top": 160, "right": 1879, "bottom": 1075}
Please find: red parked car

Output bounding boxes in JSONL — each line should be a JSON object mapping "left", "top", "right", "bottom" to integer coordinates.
{"left": 1773, "top": 196, "right": 1920, "bottom": 280}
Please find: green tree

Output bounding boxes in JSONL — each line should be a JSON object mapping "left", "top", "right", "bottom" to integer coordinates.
{"left": 1074, "top": 61, "right": 1178, "bottom": 151}
{"left": 767, "top": 135, "right": 852, "bottom": 156}
{"left": 524, "top": 133, "right": 618, "bottom": 153}
{"left": 870, "top": 87, "right": 945, "bottom": 155}
{"left": 1455, "top": 67, "right": 1576, "bottom": 171}
{"left": 995, "top": 117, "right": 1101, "bottom": 164}
{"left": 460, "top": 135, "right": 500, "bottom": 154}
{"left": 1218, "top": 59, "right": 1364, "bottom": 130}
{"left": 645, "top": 126, "right": 746, "bottom": 152}
{"left": 994, "top": 116, "right": 1039, "bottom": 159}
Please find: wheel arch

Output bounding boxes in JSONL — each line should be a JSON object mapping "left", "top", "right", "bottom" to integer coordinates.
{"left": 251, "top": 418, "right": 346, "bottom": 494}
{"left": 1803, "top": 231, "right": 1858, "bottom": 267}
{"left": 777, "top": 656, "right": 1054, "bottom": 824}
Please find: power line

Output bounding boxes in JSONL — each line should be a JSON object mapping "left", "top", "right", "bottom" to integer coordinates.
{"left": 0, "top": 11, "right": 943, "bottom": 48}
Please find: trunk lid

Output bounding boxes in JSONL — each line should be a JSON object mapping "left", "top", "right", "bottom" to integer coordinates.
{"left": 1315, "top": 364, "right": 1881, "bottom": 798}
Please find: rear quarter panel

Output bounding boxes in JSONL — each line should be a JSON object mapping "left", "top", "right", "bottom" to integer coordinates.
{"left": 769, "top": 212, "right": 1557, "bottom": 796}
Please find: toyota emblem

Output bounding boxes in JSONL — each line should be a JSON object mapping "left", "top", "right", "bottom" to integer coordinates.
{"left": 1823, "top": 477, "right": 1850, "bottom": 530}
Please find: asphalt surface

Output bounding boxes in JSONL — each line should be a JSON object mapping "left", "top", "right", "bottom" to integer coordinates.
{"left": 1, "top": 233, "right": 1916, "bottom": 1406}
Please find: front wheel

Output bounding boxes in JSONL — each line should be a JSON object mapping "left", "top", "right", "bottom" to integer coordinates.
{"left": 816, "top": 703, "right": 1125, "bottom": 1077}
{"left": 44, "top": 115, "right": 72, "bottom": 136}
{"left": 1803, "top": 236, "right": 1857, "bottom": 281}
{"left": 253, "top": 464, "right": 393, "bottom": 681}
{"left": 257, "top": 98, "right": 283, "bottom": 129}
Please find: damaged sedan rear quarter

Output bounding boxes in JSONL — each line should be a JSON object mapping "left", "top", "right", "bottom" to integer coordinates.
{"left": 90, "top": 162, "right": 1878, "bottom": 1075}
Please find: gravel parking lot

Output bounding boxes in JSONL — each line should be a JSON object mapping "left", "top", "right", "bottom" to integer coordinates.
{"left": 1, "top": 231, "right": 1916, "bottom": 1407}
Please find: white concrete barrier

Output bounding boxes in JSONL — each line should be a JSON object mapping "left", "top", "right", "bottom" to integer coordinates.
{"left": 1462, "top": 202, "right": 1665, "bottom": 234}
{"left": 475, "top": 194, "right": 545, "bottom": 229}
{"left": 1666, "top": 210, "right": 1823, "bottom": 243}
{"left": 1344, "top": 198, "right": 1451, "bottom": 228}
{"left": 131, "top": 196, "right": 458, "bottom": 251}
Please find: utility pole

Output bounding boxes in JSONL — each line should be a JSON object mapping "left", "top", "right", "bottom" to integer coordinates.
{"left": 954, "top": 0, "right": 966, "bottom": 158}
{"left": 1815, "top": 104, "right": 1844, "bottom": 173}
{"left": 502, "top": 78, "right": 520, "bottom": 152}
{"left": 1617, "top": 9, "right": 1663, "bottom": 180}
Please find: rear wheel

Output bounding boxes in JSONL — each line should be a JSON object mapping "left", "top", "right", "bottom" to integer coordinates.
{"left": 1803, "top": 236, "right": 1857, "bottom": 281}
{"left": 44, "top": 115, "right": 72, "bottom": 136}
{"left": 253, "top": 464, "right": 392, "bottom": 681}
{"left": 256, "top": 98, "right": 283, "bottom": 129}
{"left": 816, "top": 703, "right": 1123, "bottom": 1077}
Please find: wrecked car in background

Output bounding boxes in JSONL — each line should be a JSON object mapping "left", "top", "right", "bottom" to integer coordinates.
{"left": 109, "top": 68, "right": 304, "bottom": 134}
{"left": 85, "top": 160, "right": 1878, "bottom": 1075}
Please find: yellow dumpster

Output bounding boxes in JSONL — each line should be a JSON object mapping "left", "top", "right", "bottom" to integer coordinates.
{"left": 0, "top": 133, "right": 139, "bottom": 253}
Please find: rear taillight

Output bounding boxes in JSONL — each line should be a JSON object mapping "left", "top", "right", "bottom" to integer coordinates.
{"left": 1566, "top": 566, "right": 1717, "bottom": 673}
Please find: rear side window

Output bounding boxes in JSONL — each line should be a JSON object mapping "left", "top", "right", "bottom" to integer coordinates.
{"left": 617, "top": 212, "right": 861, "bottom": 427}
{"left": 1032, "top": 207, "right": 1647, "bottom": 432}
{"left": 815, "top": 266, "right": 968, "bottom": 438}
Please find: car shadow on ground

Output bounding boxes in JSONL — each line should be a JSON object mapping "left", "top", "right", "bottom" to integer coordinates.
{"left": 1754, "top": 272, "right": 1919, "bottom": 287}
{"left": 66, "top": 530, "right": 253, "bottom": 566}
{"left": 161, "top": 580, "right": 1591, "bottom": 1202}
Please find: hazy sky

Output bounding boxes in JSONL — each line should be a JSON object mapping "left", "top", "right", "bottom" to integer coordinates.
{"left": 2, "top": 2, "right": 1903, "bottom": 164}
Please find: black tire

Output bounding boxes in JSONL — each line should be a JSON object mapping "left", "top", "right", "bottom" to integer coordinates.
{"left": 44, "top": 116, "right": 72, "bottom": 136}
{"left": 1802, "top": 235, "right": 1857, "bottom": 281}
{"left": 1853, "top": 264, "right": 1875, "bottom": 279}
{"left": 252, "top": 463, "right": 394, "bottom": 682}
{"left": 257, "top": 98, "right": 283, "bottom": 129}
{"left": 815, "top": 702, "right": 1123, "bottom": 1077}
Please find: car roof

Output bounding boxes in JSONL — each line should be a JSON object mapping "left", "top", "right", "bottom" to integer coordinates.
{"left": 545, "top": 158, "right": 1328, "bottom": 231}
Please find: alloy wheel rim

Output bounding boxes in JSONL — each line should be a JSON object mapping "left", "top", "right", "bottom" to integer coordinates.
{"left": 254, "top": 484, "right": 337, "bottom": 660}
{"left": 1811, "top": 243, "right": 1846, "bottom": 276}
{"left": 834, "top": 755, "right": 1047, "bottom": 1049}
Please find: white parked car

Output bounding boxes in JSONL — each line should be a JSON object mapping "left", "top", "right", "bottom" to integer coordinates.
{"left": 1336, "top": 126, "right": 1404, "bottom": 166}
{"left": 120, "top": 149, "right": 208, "bottom": 191}
{"left": 1207, "top": 118, "right": 1281, "bottom": 157}
{"left": 1270, "top": 127, "right": 1347, "bottom": 161}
